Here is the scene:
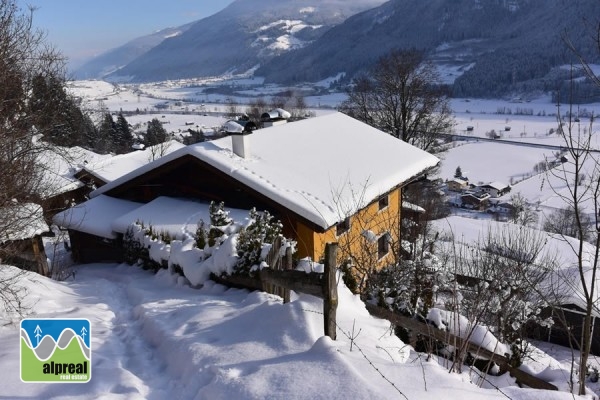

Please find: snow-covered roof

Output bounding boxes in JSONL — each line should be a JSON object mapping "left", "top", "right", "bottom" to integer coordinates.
{"left": 52, "top": 195, "right": 142, "bottom": 239}
{"left": 82, "top": 140, "right": 185, "bottom": 183}
{"left": 223, "top": 120, "right": 244, "bottom": 133}
{"left": 449, "top": 177, "right": 468, "bottom": 185}
{"left": 93, "top": 112, "right": 440, "bottom": 230}
{"left": 480, "top": 181, "right": 508, "bottom": 190}
{"left": 1, "top": 203, "right": 49, "bottom": 242}
{"left": 402, "top": 201, "right": 426, "bottom": 213}
{"left": 39, "top": 146, "right": 111, "bottom": 199}
{"left": 111, "top": 197, "right": 250, "bottom": 239}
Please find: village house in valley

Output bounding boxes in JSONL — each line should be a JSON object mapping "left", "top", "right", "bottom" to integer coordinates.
{"left": 54, "top": 112, "right": 439, "bottom": 274}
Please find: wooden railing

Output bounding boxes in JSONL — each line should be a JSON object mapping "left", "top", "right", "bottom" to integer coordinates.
{"left": 212, "top": 242, "right": 339, "bottom": 340}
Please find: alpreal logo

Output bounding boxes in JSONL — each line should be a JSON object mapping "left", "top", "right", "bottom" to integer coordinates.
{"left": 20, "top": 318, "right": 91, "bottom": 383}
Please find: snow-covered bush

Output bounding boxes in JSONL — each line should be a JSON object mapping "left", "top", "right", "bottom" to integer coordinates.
{"left": 207, "top": 201, "right": 232, "bottom": 247}
{"left": 236, "top": 208, "right": 283, "bottom": 274}
{"left": 366, "top": 247, "right": 451, "bottom": 318}
{"left": 121, "top": 204, "right": 294, "bottom": 286}
{"left": 123, "top": 225, "right": 142, "bottom": 265}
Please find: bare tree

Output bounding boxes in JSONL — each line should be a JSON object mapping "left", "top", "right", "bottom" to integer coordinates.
{"left": 543, "top": 206, "right": 592, "bottom": 241}
{"left": 147, "top": 140, "right": 172, "bottom": 162}
{"left": 340, "top": 49, "right": 454, "bottom": 151}
{"left": 245, "top": 97, "right": 268, "bottom": 126}
{"left": 291, "top": 91, "right": 308, "bottom": 119}
{"left": 437, "top": 224, "right": 559, "bottom": 367}
{"left": 224, "top": 96, "right": 239, "bottom": 118}
{"left": 546, "top": 99, "right": 600, "bottom": 395}
{"left": 0, "top": 0, "right": 68, "bottom": 314}
{"left": 509, "top": 193, "right": 538, "bottom": 227}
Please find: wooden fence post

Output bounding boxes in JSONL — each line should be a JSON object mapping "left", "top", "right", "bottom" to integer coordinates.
{"left": 283, "top": 246, "right": 293, "bottom": 304}
{"left": 323, "top": 242, "right": 338, "bottom": 340}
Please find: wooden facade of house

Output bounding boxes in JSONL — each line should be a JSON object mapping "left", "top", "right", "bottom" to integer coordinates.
{"left": 460, "top": 193, "right": 490, "bottom": 210}
{"left": 447, "top": 178, "right": 469, "bottom": 192}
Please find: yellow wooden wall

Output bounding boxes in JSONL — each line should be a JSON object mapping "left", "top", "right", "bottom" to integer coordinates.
{"left": 294, "top": 187, "right": 402, "bottom": 269}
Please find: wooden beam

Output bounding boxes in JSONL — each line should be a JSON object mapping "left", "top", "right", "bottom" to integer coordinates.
{"left": 259, "top": 269, "right": 323, "bottom": 298}
{"left": 323, "top": 243, "right": 338, "bottom": 340}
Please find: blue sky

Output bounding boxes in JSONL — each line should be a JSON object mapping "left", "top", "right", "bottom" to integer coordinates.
{"left": 17, "top": 0, "right": 235, "bottom": 68}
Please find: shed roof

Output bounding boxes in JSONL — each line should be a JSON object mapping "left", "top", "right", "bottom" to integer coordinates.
{"left": 481, "top": 181, "right": 509, "bottom": 191}
{"left": 53, "top": 195, "right": 142, "bottom": 239}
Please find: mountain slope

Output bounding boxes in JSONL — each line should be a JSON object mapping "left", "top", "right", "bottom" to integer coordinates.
{"left": 106, "top": 0, "right": 386, "bottom": 82}
{"left": 257, "top": 0, "right": 600, "bottom": 97}
{"left": 74, "top": 24, "right": 194, "bottom": 79}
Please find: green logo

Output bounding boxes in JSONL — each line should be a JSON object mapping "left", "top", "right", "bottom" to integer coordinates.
{"left": 20, "top": 318, "right": 91, "bottom": 383}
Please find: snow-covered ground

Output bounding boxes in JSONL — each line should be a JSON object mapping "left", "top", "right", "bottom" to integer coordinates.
{"left": 27, "top": 78, "right": 598, "bottom": 398}
{"left": 0, "top": 263, "right": 594, "bottom": 399}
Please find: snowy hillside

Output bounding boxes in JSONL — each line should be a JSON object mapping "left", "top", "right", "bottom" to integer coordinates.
{"left": 106, "top": 0, "right": 386, "bottom": 82}
{"left": 74, "top": 23, "right": 195, "bottom": 79}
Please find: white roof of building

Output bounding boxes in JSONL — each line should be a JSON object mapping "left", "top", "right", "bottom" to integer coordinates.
{"left": 450, "top": 177, "right": 468, "bottom": 184}
{"left": 53, "top": 195, "right": 142, "bottom": 239}
{"left": 39, "top": 146, "right": 111, "bottom": 199}
{"left": 93, "top": 112, "right": 439, "bottom": 230}
{"left": 82, "top": 140, "right": 186, "bottom": 183}
{"left": 1, "top": 203, "right": 49, "bottom": 242}
{"left": 481, "top": 181, "right": 508, "bottom": 190}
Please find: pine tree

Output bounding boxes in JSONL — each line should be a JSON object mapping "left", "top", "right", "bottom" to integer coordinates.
{"left": 115, "top": 113, "right": 133, "bottom": 154}
{"left": 236, "top": 208, "right": 283, "bottom": 273}
{"left": 29, "top": 74, "right": 89, "bottom": 147}
{"left": 145, "top": 118, "right": 168, "bottom": 146}
{"left": 208, "top": 201, "right": 232, "bottom": 247}
{"left": 454, "top": 166, "right": 463, "bottom": 178}
{"left": 96, "top": 113, "right": 117, "bottom": 154}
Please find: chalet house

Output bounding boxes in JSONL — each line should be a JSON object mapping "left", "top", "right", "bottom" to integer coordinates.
{"left": 54, "top": 112, "right": 439, "bottom": 269}
{"left": 460, "top": 192, "right": 490, "bottom": 210}
{"left": 492, "top": 201, "right": 518, "bottom": 215}
{"left": 478, "top": 182, "right": 511, "bottom": 198}
{"left": 447, "top": 177, "right": 469, "bottom": 192}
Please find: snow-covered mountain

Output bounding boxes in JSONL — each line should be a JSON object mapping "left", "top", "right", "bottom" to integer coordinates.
{"left": 103, "top": 0, "right": 386, "bottom": 82}
{"left": 258, "top": 0, "right": 600, "bottom": 97}
{"left": 74, "top": 24, "right": 194, "bottom": 79}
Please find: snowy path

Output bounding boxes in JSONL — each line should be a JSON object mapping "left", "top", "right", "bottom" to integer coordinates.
{"left": 88, "top": 273, "right": 173, "bottom": 398}
{"left": 0, "top": 263, "right": 585, "bottom": 399}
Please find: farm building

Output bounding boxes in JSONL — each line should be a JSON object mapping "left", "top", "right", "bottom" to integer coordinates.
{"left": 447, "top": 177, "right": 469, "bottom": 192}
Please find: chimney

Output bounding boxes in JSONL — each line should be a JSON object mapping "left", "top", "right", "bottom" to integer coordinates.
{"left": 231, "top": 132, "right": 250, "bottom": 159}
